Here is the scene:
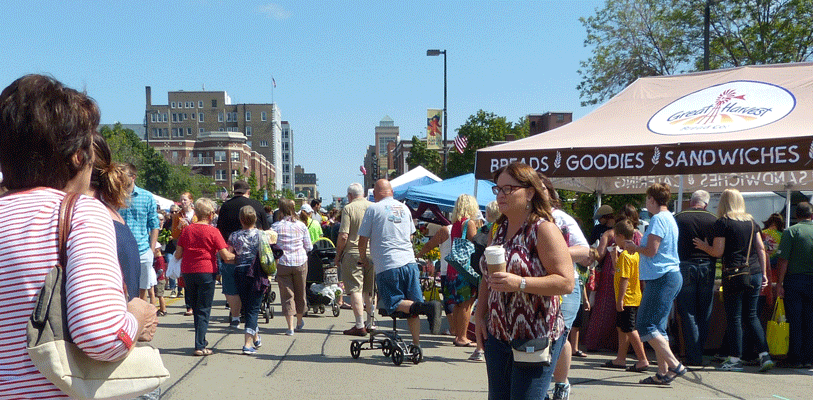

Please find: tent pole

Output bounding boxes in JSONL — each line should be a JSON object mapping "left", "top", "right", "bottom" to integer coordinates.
{"left": 473, "top": 178, "right": 479, "bottom": 200}
{"left": 676, "top": 175, "right": 684, "bottom": 213}
{"left": 786, "top": 185, "right": 792, "bottom": 229}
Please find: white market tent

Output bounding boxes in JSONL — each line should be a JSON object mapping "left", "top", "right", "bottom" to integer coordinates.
{"left": 367, "top": 165, "right": 442, "bottom": 199}
{"left": 476, "top": 62, "right": 813, "bottom": 198}
{"left": 154, "top": 194, "right": 175, "bottom": 211}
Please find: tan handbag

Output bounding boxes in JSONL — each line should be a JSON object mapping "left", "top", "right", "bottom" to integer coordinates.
{"left": 26, "top": 193, "right": 170, "bottom": 400}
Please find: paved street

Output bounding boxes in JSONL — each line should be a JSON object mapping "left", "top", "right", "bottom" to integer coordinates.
{"left": 152, "top": 283, "right": 811, "bottom": 400}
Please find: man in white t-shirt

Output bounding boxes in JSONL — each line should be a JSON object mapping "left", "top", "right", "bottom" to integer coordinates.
{"left": 358, "top": 179, "right": 442, "bottom": 347}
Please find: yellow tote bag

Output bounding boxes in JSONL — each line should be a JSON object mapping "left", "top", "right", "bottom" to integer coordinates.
{"left": 767, "top": 298, "right": 789, "bottom": 356}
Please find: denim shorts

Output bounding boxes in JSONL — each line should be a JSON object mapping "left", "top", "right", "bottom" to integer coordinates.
{"left": 376, "top": 263, "right": 423, "bottom": 315}
{"left": 220, "top": 262, "right": 243, "bottom": 295}
{"left": 560, "top": 273, "right": 581, "bottom": 329}
{"left": 636, "top": 269, "right": 682, "bottom": 342}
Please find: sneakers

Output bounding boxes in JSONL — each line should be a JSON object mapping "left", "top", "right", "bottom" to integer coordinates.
{"left": 468, "top": 350, "right": 485, "bottom": 362}
{"left": 552, "top": 382, "right": 570, "bottom": 400}
{"left": 242, "top": 346, "right": 256, "bottom": 355}
{"left": 229, "top": 318, "right": 240, "bottom": 329}
{"left": 422, "top": 301, "right": 443, "bottom": 335}
{"left": 343, "top": 326, "right": 368, "bottom": 337}
{"left": 296, "top": 321, "right": 305, "bottom": 331}
{"left": 718, "top": 357, "right": 744, "bottom": 371}
{"left": 759, "top": 354, "right": 774, "bottom": 372}
{"left": 284, "top": 329, "right": 294, "bottom": 336}
{"left": 254, "top": 337, "right": 262, "bottom": 348}
{"left": 169, "top": 290, "right": 177, "bottom": 298}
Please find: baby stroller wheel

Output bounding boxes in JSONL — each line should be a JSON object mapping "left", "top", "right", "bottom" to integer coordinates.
{"left": 319, "top": 305, "right": 326, "bottom": 314}
{"left": 408, "top": 344, "right": 423, "bottom": 364}
{"left": 391, "top": 347, "right": 404, "bottom": 366}
{"left": 381, "top": 339, "right": 392, "bottom": 357}
{"left": 263, "top": 306, "right": 271, "bottom": 323}
{"left": 270, "top": 291, "right": 276, "bottom": 302}
{"left": 350, "top": 341, "right": 361, "bottom": 359}
{"left": 332, "top": 302, "right": 340, "bottom": 317}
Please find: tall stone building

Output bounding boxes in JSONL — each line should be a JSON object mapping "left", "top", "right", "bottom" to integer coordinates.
{"left": 374, "top": 116, "right": 399, "bottom": 179}
{"left": 281, "top": 121, "right": 294, "bottom": 191}
{"left": 144, "top": 86, "right": 282, "bottom": 192}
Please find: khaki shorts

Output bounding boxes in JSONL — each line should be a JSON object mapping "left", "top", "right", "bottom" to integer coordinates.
{"left": 341, "top": 252, "right": 374, "bottom": 295}
{"left": 154, "top": 277, "right": 166, "bottom": 297}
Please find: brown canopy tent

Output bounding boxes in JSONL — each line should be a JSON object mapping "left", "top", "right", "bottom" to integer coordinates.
{"left": 475, "top": 62, "right": 813, "bottom": 202}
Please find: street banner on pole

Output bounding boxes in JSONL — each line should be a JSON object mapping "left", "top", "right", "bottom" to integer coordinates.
{"left": 427, "top": 109, "right": 442, "bottom": 149}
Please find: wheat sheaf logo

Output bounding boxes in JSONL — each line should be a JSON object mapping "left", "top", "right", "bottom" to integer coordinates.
{"left": 553, "top": 151, "right": 561, "bottom": 170}
{"left": 648, "top": 81, "right": 795, "bottom": 136}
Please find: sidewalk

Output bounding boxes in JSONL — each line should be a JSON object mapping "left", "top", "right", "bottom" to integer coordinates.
{"left": 151, "top": 285, "right": 811, "bottom": 400}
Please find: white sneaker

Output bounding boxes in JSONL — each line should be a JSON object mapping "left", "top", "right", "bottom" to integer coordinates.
{"left": 718, "top": 357, "right": 744, "bottom": 371}
{"left": 552, "top": 382, "right": 570, "bottom": 400}
{"left": 468, "top": 350, "right": 485, "bottom": 361}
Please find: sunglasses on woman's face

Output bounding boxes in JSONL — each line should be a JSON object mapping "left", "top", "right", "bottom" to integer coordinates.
{"left": 492, "top": 185, "right": 529, "bottom": 195}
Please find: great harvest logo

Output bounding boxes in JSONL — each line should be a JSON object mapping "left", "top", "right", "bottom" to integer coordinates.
{"left": 648, "top": 80, "right": 795, "bottom": 135}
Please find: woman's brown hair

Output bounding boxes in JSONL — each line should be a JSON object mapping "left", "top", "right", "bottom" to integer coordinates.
{"left": 647, "top": 183, "right": 671, "bottom": 207}
{"left": 278, "top": 198, "right": 296, "bottom": 219}
{"left": 90, "top": 132, "right": 129, "bottom": 209}
{"left": 493, "top": 162, "right": 553, "bottom": 225}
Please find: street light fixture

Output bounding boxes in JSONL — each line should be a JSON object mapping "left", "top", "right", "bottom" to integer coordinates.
{"left": 427, "top": 49, "right": 447, "bottom": 171}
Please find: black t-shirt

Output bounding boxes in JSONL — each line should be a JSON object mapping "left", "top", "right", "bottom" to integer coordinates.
{"left": 589, "top": 224, "right": 612, "bottom": 245}
{"left": 217, "top": 195, "right": 270, "bottom": 241}
{"left": 674, "top": 208, "right": 718, "bottom": 262}
{"left": 711, "top": 217, "right": 761, "bottom": 275}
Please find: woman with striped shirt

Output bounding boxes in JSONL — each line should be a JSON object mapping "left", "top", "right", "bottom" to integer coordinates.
{"left": 0, "top": 74, "right": 158, "bottom": 399}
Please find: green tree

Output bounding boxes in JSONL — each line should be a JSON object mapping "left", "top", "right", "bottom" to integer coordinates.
{"left": 406, "top": 136, "right": 442, "bottom": 175}
{"left": 445, "top": 110, "right": 528, "bottom": 178}
{"left": 578, "top": 0, "right": 813, "bottom": 106}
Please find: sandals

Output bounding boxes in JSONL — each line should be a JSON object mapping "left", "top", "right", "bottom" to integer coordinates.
{"left": 454, "top": 341, "right": 476, "bottom": 347}
{"left": 156, "top": 310, "right": 167, "bottom": 317}
{"left": 602, "top": 360, "right": 627, "bottom": 369}
{"left": 639, "top": 373, "right": 671, "bottom": 385}
{"left": 184, "top": 310, "right": 193, "bottom": 316}
{"left": 626, "top": 363, "right": 650, "bottom": 373}
{"left": 192, "top": 348, "right": 212, "bottom": 356}
{"left": 669, "top": 363, "right": 687, "bottom": 377}
{"left": 573, "top": 350, "right": 588, "bottom": 358}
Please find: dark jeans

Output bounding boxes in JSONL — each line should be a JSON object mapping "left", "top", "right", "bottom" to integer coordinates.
{"left": 484, "top": 331, "right": 566, "bottom": 400}
{"left": 783, "top": 274, "right": 813, "bottom": 364}
{"left": 184, "top": 272, "right": 216, "bottom": 350}
{"left": 723, "top": 272, "right": 768, "bottom": 358}
{"left": 675, "top": 259, "right": 715, "bottom": 364}
{"left": 237, "top": 265, "right": 264, "bottom": 336}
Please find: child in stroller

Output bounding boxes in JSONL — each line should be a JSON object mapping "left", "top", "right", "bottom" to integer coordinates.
{"left": 306, "top": 238, "right": 342, "bottom": 317}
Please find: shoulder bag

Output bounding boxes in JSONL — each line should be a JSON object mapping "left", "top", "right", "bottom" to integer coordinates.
{"left": 26, "top": 193, "right": 170, "bottom": 400}
{"left": 722, "top": 221, "right": 755, "bottom": 292}
{"left": 445, "top": 220, "right": 480, "bottom": 286}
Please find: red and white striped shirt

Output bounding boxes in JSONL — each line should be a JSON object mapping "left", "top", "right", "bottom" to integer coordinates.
{"left": 0, "top": 188, "right": 139, "bottom": 399}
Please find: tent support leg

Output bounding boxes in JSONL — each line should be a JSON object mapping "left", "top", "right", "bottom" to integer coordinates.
{"left": 786, "top": 185, "right": 792, "bottom": 229}
{"left": 676, "top": 175, "right": 684, "bottom": 213}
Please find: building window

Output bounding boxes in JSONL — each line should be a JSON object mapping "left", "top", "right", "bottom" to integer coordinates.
{"left": 246, "top": 126, "right": 252, "bottom": 136}
{"left": 232, "top": 169, "right": 239, "bottom": 177}
{"left": 172, "top": 151, "right": 178, "bottom": 161}
{"left": 199, "top": 128, "right": 204, "bottom": 133}
{"left": 171, "top": 102, "right": 176, "bottom": 108}
{"left": 187, "top": 102, "right": 193, "bottom": 108}
{"left": 187, "top": 127, "right": 192, "bottom": 136}
{"left": 172, "top": 113, "right": 177, "bottom": 122}
{"left": 282, "top": 153, "right": 289, "bottom": 162}
{"left": 183, "top": 113, "right": 188, "bottom": 120}
{"left": 214, "top": 151, "right": 226, "bottom": 162}
{"left": 162, "top": 113, "right": 167, "bottom": 122}
{"left": 231, "top": 152, "right": 240, "bottom": 162}
{"left": 245, "top": 111, "right": 251, "bottom": 121}
{"left": 163, "top": 128, "right": 168, "bottom": 137}
{"left": 260, "top": 140, "right": 268, "bottom": 147}
{"left": 556, "top": 114, "right": 564, "bottom": 122}
{"left": 199, "top": 113, "right": 204, "bottom": 122}
{"left": 212, "top": 99, "right": 217, "bottom": 108}
{"left": 261, "top": 111, "right": 267, "bottom": 121}
{"left": 246, "top": 140, "right": 252, "bottom": 147}
{"left": 171, "top": 128, "right": 177, "bottom": 137}
{"left": 282, "top": 142, "right": 289, "bottom": 152}
{"left": 282, "top": 129, "right": 289, "bottom": 139}
{"left": 282, "top": 164, "right": 290, "bottom": 173}
{"left": 199, "top": 101, "right": 203, "bottom": 108}
{"left": 216, "top": 170, "right": 226, "bottom": 180}
{"left": 150, "top": 113, "right": 156, "bottom": 122}
{"left": 191, "top": 113, "right": 196, "bottom": 121}
{"left": 218, "top": 112, "right": 223, "bottom": 122}
{"left": 151, "top": 128, "right": 158, "bottom": 137}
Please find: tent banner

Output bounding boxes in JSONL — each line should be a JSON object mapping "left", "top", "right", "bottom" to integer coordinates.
{"left": 427, "top": 109, "right": 442, "bottom": 149}
{"left": 476, "top": 136, "right": 813, "bottom": 180}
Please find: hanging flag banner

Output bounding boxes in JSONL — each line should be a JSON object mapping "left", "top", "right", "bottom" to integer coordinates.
{"left": 426, "top": 109, "right": 442, "bottom": 149}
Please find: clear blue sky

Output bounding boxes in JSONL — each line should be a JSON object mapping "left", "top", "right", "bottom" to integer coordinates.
{"left": 1, "top": 0, "right": 603, "bottom": 200}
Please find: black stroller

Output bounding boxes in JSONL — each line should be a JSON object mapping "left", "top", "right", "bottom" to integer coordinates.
{"left": 305, "top": 238, "right": 341, "bottom": 317}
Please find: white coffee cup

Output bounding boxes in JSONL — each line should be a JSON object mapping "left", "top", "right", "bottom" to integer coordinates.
{"left": 484, "top": 245, "right": 506, "bottom": 274}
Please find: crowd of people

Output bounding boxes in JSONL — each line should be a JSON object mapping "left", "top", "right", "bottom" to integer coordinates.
{"left": 1, "top": 74, "right": 811, "bottom": 400}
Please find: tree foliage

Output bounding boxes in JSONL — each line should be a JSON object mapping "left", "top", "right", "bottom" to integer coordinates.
{"left": 406, "top": 136, "right": 442, "bottom": 176}
{"left": 578, "top": 0, "right": 813, "bottom": 106}
{"left": 100, "top": 123, "right": 217, "bottom": 201}
{"left": 445, "top": 110, "right": 528, "bottom": 178}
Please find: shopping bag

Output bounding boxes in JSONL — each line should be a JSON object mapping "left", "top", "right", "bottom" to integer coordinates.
{"left": 766, "top": 298, "right": 789, "bottom": 356}
{"left": 167, "top": 255, "right": 182, "bottom": 280}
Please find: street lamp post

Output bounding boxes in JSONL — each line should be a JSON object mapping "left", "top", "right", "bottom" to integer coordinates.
{"left": 427, "top": 49, "right": 447, "bottom": 171}
{"left": 703, "top": 0, "right": 724, "bottom": 71}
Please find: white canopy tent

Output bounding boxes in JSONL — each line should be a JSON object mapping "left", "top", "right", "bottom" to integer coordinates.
{"left": 367, "top": 165, "right": 442, "bottom": 199}
{"left": 475, "top": 62, "right": 813, "bottom": 221}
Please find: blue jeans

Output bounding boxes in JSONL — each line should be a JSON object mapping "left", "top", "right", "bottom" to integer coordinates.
{"left": 238, "top": 265, "right": 264, "bottom": 336}
{"left": 675, "top": 259, "right": 715, "bottom": 364}
{"left": 782, "top": 274, "right": 813, "bottom": 364}
{"left": 560, "top": 274, "right": 581, "bottom": 329}
{"left": 637, "top": 269, "right": 682, "bottom": 342}
{"left": 184, "top": 272, "right": 216, "bottom": 350}
{"left": 485, "top": 332, "right": 566, "bottom": 400}
{"left": 723, "top": 272, "right": 767, "bottom": 358}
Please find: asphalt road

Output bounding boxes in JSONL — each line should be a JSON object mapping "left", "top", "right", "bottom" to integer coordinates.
{"left": 149, "top": 284, "right": 812, "bottom": 400}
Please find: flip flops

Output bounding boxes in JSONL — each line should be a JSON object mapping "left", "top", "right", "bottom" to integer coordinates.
{"left": 602, "top": 360, "right": 626, "bottom": 369}
{"left": 573, "top": 350, "right": 588, "bottom": 358}
{"left": 454, "top": 341, "right": 476, "bottom": 347}
{"left": 192, "top": 348, "right": 212, "bottom": 356}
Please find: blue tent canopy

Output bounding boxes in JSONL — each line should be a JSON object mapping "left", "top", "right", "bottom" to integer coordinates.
{"left": 399, "top": 173, "right": 496, "bottom": 212}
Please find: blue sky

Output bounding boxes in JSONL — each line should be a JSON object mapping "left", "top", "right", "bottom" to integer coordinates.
{"left": 1, "top": 0, "right": 604, "bottom": 200}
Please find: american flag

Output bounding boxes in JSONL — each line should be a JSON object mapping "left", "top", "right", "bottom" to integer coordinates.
{"left": 453, "top": 135, "right": 468, "bottom": 153}
{"left": 359, "top": 165, "right": 367, "bottom": 175}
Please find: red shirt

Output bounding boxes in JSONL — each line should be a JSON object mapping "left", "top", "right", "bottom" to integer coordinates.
{"left": 178, "top": 223, "right": 227, "bottom": 274}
